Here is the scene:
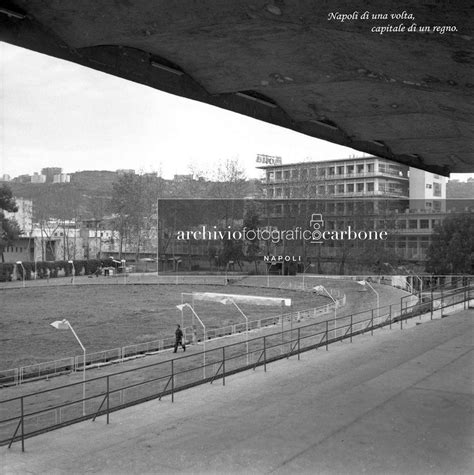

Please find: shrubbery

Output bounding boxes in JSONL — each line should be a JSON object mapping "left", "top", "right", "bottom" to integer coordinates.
{"left": 0, "top": 258, "right": 118, "bottom": 281}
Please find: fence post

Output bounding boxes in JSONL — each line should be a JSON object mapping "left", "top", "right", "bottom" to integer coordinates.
{"left": 106, "top": 375, "right": 110, "bottom": 425}
{"left": 20, "top": 396, "right": 25, "bottom": 452}
{"left": 326, "top": 320, "right": 329, "bottom": 351}
{"left": 371, "top": 309, "right": 374, "bottom": 336}
{"left": 171, "top": 360, "right": 174, "bottom": 403}
{"left": 222, "top": 347, "right": 226, "bottom": 386}
{"left": 263, "top": 336, "right": 267, "bottom": 372}
{"left": 298, "top": 327, "right": 301, "bottom": 360}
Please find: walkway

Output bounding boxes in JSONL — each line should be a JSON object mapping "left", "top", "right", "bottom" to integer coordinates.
{"left": 2, "top": 309, "right": 472, "bottom": 474}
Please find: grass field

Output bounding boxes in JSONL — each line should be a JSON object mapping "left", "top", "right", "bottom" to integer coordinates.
{"left": 0, "top": 282, "right": 331, "bottom": 371}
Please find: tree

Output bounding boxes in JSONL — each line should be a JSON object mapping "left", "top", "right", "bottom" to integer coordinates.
{"left": 243, "top": 200, "right": 263, "bottom": 273}
{"left": 0, "top": 185, "right": 20, "bottom": 262}
{"left": 426, "top": 213, "right": 474, "bottom": 274}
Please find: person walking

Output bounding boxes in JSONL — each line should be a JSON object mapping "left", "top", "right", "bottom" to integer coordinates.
{"left": 174, "top": 324, "right": 186, "bottom": 353}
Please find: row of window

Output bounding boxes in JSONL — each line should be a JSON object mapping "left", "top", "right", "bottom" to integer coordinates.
{"left": 267, "top": 162, "right": 406, "bottom": 182}
{"left": 267, "top": 180, "right": 409, "bottom": 198}
{"left": 4, "top": 246, "right": 25, "bottom": 253}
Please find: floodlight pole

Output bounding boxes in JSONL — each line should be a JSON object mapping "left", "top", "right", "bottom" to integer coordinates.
{"left": 68, "top": 260, "right": 75, "bottom": 285}
{"left": 302, "top": 263, "right": 314, "bottom": 290}
{"left": 225, "top": 298, "right": 249, "bottom": 366}
{"left": 177, "top": 303, "right": 206, "bottom": 378}
{"left": 365, "top": 281, "right": 379, "bottom": 318}
{"left": 358, "top": 280, "right": 379, "bottom": 318}
{"left": 121, "top": 259, "right": 127, "bottom": 284}
{"left": 16, "top": 261, "right": 25, "bottom": 288}
{"left": 317, "top": 286, "right": 337, "bottom": 340}
{"left": 51, "top": 319, "right": 86, "bottom": 416}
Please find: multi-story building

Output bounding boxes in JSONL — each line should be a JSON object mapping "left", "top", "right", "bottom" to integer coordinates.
{"left": 261, "top": 156, "right": 410, "bottom": 201}
{"left": 257, "top": 156, "right": 450, "bottom": 272}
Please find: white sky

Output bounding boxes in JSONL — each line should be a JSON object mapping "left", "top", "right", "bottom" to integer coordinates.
{"left": 0, "top": 42, "right": 471, "bottom": 182}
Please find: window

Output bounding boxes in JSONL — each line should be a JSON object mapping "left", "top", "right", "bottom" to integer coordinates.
{"left": 367, "top": 182, "right": 374, "bottom": 192}
{"left": 420, "top": 219, "right": 429, "bottom": 229}
{"left": 292, "top": 169, "right": 299, "bottom": 179}
{"left": 328, "top": 167, "right": 335, "bottom": 176}
{"left": 433, "top": 200, "right": 442, "bottom": 211}
{"left": 346, "top": 183, "right": 354, "bottom": 193}
{"left": 319, "top": 168, "right": 326, "bottom": 176}
{"left": 267, "top": 188, "right": 274, "bottom": 198}
{"left": 318, "top": 185, "right": 325, "bottom": 195}
{"left": 409, "top": 219, "right": 418, "bottom": 229}
{"left": 327, "top": 185, "right": 335, "bottom": 194}
{"left": 357, "top": 164, "right": 364, "bottom": 174}
{"left": 275, "top": 188, "right": 282, "bottom": 197}
{"left": 367, "top": 163, "right": 374, "bottom": 173}
{"left": 275, "top": 171, "right": 282, "bottom": 180}
{"left": 327, "top": 202, "right": 335, "bottom": 213}
{"left": 268, "top": 172, "right": 274, "bottom": 181}
{"left": 337, "top": 166, "right": 344, "bottom": 175}
{"left": 283, "top": 170, "right": 290, "bottom": 180}
{"left": 433, "top": 183, "right": 442, "bottom": 197}
{"left": 426, "top": 184, "right": 432, "bottom": 189}
{"left": 337, "top": 184, "right": 344, "bottom": 194}
{"left": 357, "top": 183, "right": 364, "bottom": 192}
{"left": 301, "top": 169, "right": 308, "bottom": 179}
{"left": 310, "top": 168, "right": 317, "bottom": 177}
{"left": 336, "top": 202, "right": 345, "bottom": 213}
{"left": 397, "top": 220, "right": 407, "bottom": 229}
{"left": 431, "top": 219, "right": 440, "bottom": 228}
{"left": 346, "top": 165, "right": 354, "bottom": 175}
{"left": 284, "top": 188, "right": 291, "bottom": 198}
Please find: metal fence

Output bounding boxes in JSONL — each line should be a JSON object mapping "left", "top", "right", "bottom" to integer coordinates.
{"left": 0, "top": 294, "right": 344, "bottom": 387}
{"left": 1, "top": 283, "right": 471, "bottom": 452}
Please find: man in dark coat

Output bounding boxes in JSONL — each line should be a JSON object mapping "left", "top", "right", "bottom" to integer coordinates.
{"left": 174, "top": 324, "right": 186, "bottom": 353}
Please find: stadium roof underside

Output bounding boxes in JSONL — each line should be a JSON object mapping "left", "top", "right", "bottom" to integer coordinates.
{"left": 1, "top": 1, "right": 473, "bottom": 176}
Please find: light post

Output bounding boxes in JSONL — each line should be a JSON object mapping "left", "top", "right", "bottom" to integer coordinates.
{"left": 121, "top": 259, "right": 126, "bottom": 284}
{"left": 220, "top": 298, "right": 249, "bottom": 365}
{"left": 175, "top": 258, "right": 182, "bottom": 285}
{"left": 357, "top": 280, "right": 380, "bottom": 317}
{"left": 50, "top": 319, "right": 86, "bottom": 416}
{"left": 302, "top": 263, "right": 315, "bottom": 290}
{"left": 314, "top": 285, "right": 337, "bottom": 340}
{"left": 15, "top": 261, "right": 25, "bottom": 288}
{"left": 176, "top": 303, "right": 206, "bottom": 378}
{"left": 225, "top": 260, "right": 234, "bottom": 285}
{"left": 68, "top": 260, "right": 75, "bottom": 285}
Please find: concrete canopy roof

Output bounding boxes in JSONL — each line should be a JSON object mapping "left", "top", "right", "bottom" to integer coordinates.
{"left": 1, "top": 0, "right": 473, "bottom": 176}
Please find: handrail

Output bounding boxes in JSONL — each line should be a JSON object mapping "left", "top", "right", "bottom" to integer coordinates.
{"left": 1, "top": 283, "right": 471, "bottom": 451}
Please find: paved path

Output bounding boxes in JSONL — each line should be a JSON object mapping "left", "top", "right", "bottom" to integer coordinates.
{"left": 2, "top": 309, "right": 472, "bottom": 474}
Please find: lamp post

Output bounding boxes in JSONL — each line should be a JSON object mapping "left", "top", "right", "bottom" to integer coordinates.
{"left": 221, "top": 298, "right": 249, "bottom": 365}
{"left": 15, "top": 261, "right": 25, "bottom": 288}
{"left": 175, "top": 258, "right": 182, "bottom": 285}
{"left": 357, "top": 280, "right": 380, "bottom": 317}
{"left": 225, "top": 260, "right": 234, "bottom": 285}
{"left": 68, "top": 260, "right": 75, "bottom": 285}
{"left": 314, "top": 285, "right": 337, "bottom": 339}
{"left": 176, "top": 303, "right": 206, "bottom": 378}
{"left": 302, "top": 263, "right": 314, "bottom": 290}
{"left": 50, "top": 319, "right": 86, "bottom": 416}
{"left": 121, "top": 259, "right": 126, "bottom": 284}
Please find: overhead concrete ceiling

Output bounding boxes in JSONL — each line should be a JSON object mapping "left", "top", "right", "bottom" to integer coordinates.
{"left": 1, "top": 0, "right": 473, "bottom": 176}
